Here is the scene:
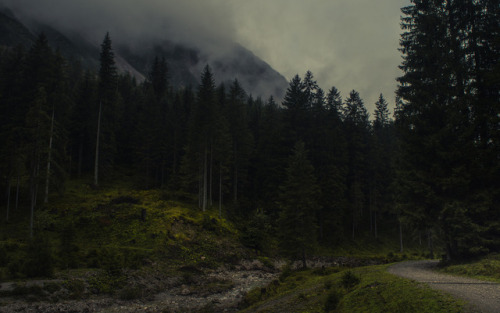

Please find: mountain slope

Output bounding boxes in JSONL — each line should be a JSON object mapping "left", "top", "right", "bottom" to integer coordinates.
{"left": 0, "top": 8, "right": 288, "bottom": 100}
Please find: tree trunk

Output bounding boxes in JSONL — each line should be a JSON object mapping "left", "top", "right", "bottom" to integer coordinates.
{"left": 29, "top": 161, "right": 38, "bottom": 238}
{"left": 209, "top": 144, "right": 213, "bottom": 207}
{"left": 202, "top": 143, "right": 208, "bottom": 212}
{"left": 77, "top": 140, "right": 83, "bottom": 178}
{"left": 374, "top": 210, "right": 378, "bottom": 239}
{"left": 219, "top": 165, "right": 222, "bottom": 218}
{"left": 427, "top": 228, "right": 434, "bottom": 258}
{"left": 234, "top": 164, "right": 238, "bottom": 204}
{"left": 94, "top": 101, "right": 102, "bottom": 187}
{"left": 44, "top": 108, "right": 55, "bottom": 203}
{"left": 399, "top": 218, "right": 403, "bottom": 253}
{"left": 15, "top": 176, "right": 20, "bottom": 210}
{"left": 198, "top": 171, "right": 202, "bottom": 209}
{"left": 173, "top": 130, "right": 178, "bottom": 175}
{"left": 302, "top": 249, "right": 307, "bottom": 269}
{"left": 30, "top": 184, "right": 35, "bottom": 238}
{"left": 5, "top": 181, "right": 11, "bottom": 222}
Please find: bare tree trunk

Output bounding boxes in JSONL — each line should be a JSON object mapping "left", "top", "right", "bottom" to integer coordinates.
{"left": 94, "top": 101, "right": 102, "bottom": 187}
{"left": 77, "top": 141, "right": 83, "bottom": 178}
{"left": 374, "top": 211, "right": 378, "bottom": 239}
{"left": 202, "top": 143, "right": 207, "bottom": 212}
{"left": 44, "top": 108, "right": 55, "bottom": 203}
{"left": 30, "top": 183, "right": 35, "bottom": 238}
{"left": 219, "top": 165, "right": 222, "bottom": 218}
{"left": 369, "top": 188, "right": 373, "bottom": 234}
{"left": 198, "top": 171, "right": 202, "bottom": 209}
{"left": 427, "top": 228, "right": 434, "bottom": 258}
{"left": 5, "top": 181, "right": 11, "bottom": 222}
{"left": 29, "top": 160, "right": 39, "bottom": 238}
{"left": 399, "top": 218, "right": 404, "bottom": 253}
{"left": 15, "top": 176, "right": 20, "bottom": 210}
{"left": 233, "top": 165, "right": 238, "bottom": 204}
{"left": 209, "top": 145, "right": 213, "bottom": 207}
{"left": 352, "top": 213, "right": 355, "bottom": 240}
{"left": 173, "top": 131, "right": 178, "bottom": 175}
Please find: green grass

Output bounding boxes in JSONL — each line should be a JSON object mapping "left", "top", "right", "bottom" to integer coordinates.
{"left": 0, "top": 178, "right": 245, "bottom": 281}
{"left": 440, "top": 254, "right": 500, "bottom": 282}
{"left": 240, "top": 264, "right": 465, "bottom": 313}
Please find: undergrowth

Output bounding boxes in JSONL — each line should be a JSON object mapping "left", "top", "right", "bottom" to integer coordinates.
{"left": 440, "top": 254, "right": 500, "bottom": 282}
{"left": 239, "top": 264, "right": 464, "bottom": 313}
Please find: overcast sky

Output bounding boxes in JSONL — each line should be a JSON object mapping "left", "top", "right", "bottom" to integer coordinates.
{"left": 2, "top": 0, "right": 411, "bottom": 113}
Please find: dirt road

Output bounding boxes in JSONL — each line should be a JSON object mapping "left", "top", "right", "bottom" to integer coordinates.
{"left": 388, "top": 260, "right": 500, "bottom": 313}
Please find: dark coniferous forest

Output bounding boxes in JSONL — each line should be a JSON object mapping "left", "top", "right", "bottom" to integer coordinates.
{"left": 0, "top": 0, "right": 499, "bottom": 269}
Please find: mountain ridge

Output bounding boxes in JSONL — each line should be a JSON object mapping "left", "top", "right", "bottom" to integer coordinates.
{"left": 0, "top": 8, "right": 288, "bottom": 100}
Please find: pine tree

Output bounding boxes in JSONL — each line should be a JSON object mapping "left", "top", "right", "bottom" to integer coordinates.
{"left": 94, "top": 32, "right": 118, "bottom": 187}
{"left": 371, "top": 94, "right": 394, "bottom": 239}
{"left": 182, "top": 65, "right": 219, "bottom": 211}
{"left": 396, "top": 0, "right": 499, "bottom": 259}
{"left": 343, "top": 90, "right": 370, "bottom": 239}
{"left": 278, "top": 141, "right": 320, "bottom": 268}
{"left": 226, "top": 79, "right": 253, "bottom": 207}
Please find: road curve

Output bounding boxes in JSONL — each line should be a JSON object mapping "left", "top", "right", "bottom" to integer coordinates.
{"left": 388, "top": 260, "right": 500, "bottom": 313}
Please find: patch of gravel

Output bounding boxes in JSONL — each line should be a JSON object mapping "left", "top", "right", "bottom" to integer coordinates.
{"left": 388, "top": 260, "right": 500, "bottom": 313}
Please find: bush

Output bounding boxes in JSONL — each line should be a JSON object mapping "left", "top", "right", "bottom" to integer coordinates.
{"left": 0, "top": 245, "right": 8, "bottom": 266}
{"left": 340, "top": 270, "right": 360, "bottom": 290}
{"left": 240, "top": 211, "right": 271, "bottom": 252}
{"left": 324, "top": 289, "right": 342, "bottom": 312}
{"left": 279, "top": 263, "right": 293, "bottom": 282}
{"left": 98, "top": 247, "right": 123, "bottom": 276}
{"left": 63, "top": 279, "right": 86, "bottom": 299}
{"left": 119, "top": 286, "right": 144, "bottom": 300}
{"left": 58, "top": 224, "right": 80, "bottom": 269}
{"left": 17, "top": 235, "right": 55, "bottom": 278}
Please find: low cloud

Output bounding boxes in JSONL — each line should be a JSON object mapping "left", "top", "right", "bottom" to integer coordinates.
{"left": 1, "top": 0, "right": 236, "bottom": 52}
{"left": 1, "top": 0, "right": 411, "bottom": 112}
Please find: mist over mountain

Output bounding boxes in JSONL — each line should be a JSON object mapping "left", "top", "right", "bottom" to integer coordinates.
{"left": 0, "top": 3, "right": 287, "bottom": 100}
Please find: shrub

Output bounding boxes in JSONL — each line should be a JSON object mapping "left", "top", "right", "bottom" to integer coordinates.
{"left": 98, "top": 247, "right": 123, "bottom": 276}
{"left": 119, "top": 286, "right": 144, "bottom": 300}
{"left": 279, "top": 263, "right": 293, "bottom": 282}
{"left": 0, "top": 245, "right": 8, "bottom": 266}
{"left": 340, "top": 270, "right": 360, "bottom": 290}
{"left": 63, "top": 279, "right": 86, "bottom": 299}
{"left": 324, "top": 289, "right": 342, "bottom": 312}
{"left": 23, "top": 235, "right": 54, "bottom": 278}
{"left": 58, "top": 224, "right": 80, "bottom": 269}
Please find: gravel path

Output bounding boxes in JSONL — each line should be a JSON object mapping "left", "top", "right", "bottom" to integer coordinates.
{"left": 388, "top": 260, "right": 500, "bottom": 313}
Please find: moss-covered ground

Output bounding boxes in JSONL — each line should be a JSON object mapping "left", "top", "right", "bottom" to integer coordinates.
{"left": 0, "top": 178, "right": 246, "bottom": 282}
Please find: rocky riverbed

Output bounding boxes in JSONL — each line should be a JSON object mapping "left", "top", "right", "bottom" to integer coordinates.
{"left": 0, "top": 260, "right": 279, "bottom": 313}
{"left": 0, "top": 257, "right": 380, "bottom": 313}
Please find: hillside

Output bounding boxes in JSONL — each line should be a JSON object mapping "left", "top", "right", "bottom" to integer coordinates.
{"left": 0, "top": 178, "right": 271, "bottom": 312}
{"left": 0, "top": 8, "right": 288, "bottom": 100}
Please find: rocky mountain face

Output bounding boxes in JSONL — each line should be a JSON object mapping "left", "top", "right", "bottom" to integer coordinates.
{"left": 0, "top": 8, "right": 287, "bottom": 100}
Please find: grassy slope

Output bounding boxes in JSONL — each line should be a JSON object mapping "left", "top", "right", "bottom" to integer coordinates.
{"left": 0, "top": 178, "right": 246, "bottom": 280}
{"left": 439, "top": 254, "right": 500, "bottom": 283}
{"left": 240, "top": 264, "right": 465, "bottom": 313}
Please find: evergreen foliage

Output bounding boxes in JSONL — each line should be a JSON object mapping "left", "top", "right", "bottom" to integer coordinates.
{"left": 277, "top": 141, "right": 320, "bottom": 268}
{"left": 396, "top": 0, "right": 500, "bottom": 259}
{"left": 0, "top": 1, "right": 497, "bottom": 266}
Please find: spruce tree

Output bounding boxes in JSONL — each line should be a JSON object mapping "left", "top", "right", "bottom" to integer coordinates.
{"left": 278, "top": 141, "right": 320, "bottom": 268}
{"left": 94, "top": 32, "right": 118, "bottom": 187}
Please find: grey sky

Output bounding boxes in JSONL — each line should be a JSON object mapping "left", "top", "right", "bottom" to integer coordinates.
{"left": 1, "top": 0, "right": 411, "bottom": 113}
